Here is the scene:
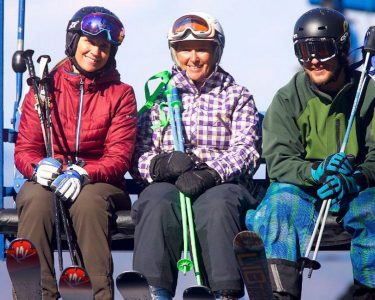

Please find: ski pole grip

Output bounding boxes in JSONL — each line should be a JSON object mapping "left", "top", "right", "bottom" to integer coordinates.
{"left": 38, "top": 55, "right": 52, "bottom": 84}
{"left": 22, "top": 49, "right": 38, "bottom": 86}
{"left": 363, "top": 26, "right": 375, "bottom": 54}
{"left": 37, "top": 54, "right": 51, "bottom": 64}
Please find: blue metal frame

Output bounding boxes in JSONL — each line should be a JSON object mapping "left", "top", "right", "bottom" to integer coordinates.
{"left": 0, "top": 0, "right": 5, "bottom": 260}
{"left": 309, "top": 0, "right": 375, "bottom": 11}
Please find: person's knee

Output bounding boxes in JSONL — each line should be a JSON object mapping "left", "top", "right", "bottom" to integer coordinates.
{"left": 71, "top": 191, "right": 108, "bottom": 220}
{"left": 17, "top": 182, "right": 53, "bottom": 218}
{"left": 141, "top": 183, "right": 179, "bottom": 203}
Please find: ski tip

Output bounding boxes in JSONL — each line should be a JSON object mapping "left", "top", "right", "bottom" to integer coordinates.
{"left": 233, "top": 231, "right": 264, "bottom": 249}
{"left": 183, "top": 285, "right": 215, "bottom": 299}
{"left": 116, "top": 270, "right": 152, "bottom": 300}
{"left": 116, "top": 270, "right": 148, "bottom": 282}
{"left": 7, "top": 238, "right": 37, "bottom": 252}
{"left": 59, "top": 266, "right": 92, "bottom": 289}
{"left": 6, "top": 238, "right": 40, "bottom": 268}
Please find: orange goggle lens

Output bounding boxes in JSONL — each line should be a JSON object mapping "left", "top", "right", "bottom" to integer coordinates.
{"left": 172, "top": 15, "right": 210, "bottom": 34}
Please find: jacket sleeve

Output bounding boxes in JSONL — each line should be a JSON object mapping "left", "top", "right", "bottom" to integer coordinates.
{"left": 14, "top": 88, "right": 47, "bottom": 179}
{"left": 358, "top": 88, "right": 375, "bottom": 187}
{"left": 83, "top": 86, "right": 137, "bottom": 184}
{"left": 263, "top": 92, "right": 315, "bottom": 187}
{"left": 130, "top": 108, "right": 159, "bottom": 183}
{"left": 204, "top": 89, "right": 261, "bottom": 182}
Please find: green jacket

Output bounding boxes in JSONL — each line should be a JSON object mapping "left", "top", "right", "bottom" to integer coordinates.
{"left": 263, "top": 70, "right": 375, "bottom": 187}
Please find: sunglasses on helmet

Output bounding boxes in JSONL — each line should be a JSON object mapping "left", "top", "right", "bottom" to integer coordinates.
{"left": 294, "top": 38, "right": 338, "bottom": 63}
{"left": 170, "top": 15, "right": 215, "bottom": 40}
{"left": 81, "top": 12, "right": 125, "bottom": 45}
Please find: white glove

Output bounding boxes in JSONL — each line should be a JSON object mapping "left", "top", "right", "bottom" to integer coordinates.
{"left": 51, "top": 164, "right": 89, "bottom": 202}
{"left": 33, "top": 157, "right": 62, "bottom": 187}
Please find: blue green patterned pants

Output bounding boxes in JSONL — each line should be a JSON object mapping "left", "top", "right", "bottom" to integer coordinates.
{"left": 246, "top": 182, "right": 375, "bottom": 288}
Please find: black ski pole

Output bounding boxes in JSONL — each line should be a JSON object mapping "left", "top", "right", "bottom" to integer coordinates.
{"left": 22, "top": 49, "right": 48, "bottom": 152}
{"left": 56, "top": 195, "right": 78, "bottom": 266}
{"left": 37, "top": 55, "right": 53, "bottom": 157}
{"left": 54, "top": 194, "right": 63, "bottom": 271}
{"left": 34, "top": 53, "right": 66, "bottom": 272}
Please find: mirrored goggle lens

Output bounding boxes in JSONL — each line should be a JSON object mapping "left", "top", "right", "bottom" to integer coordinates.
{"left": 172, "top": 15, "right": 211, "bottom": 37}
{"left": 294, "top": 39, "right": 337, "bottom": 63}
{"left": 81, "top": 13, "right": 125, "bottom": 45}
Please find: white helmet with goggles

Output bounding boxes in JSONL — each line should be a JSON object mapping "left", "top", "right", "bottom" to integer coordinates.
{"left": 167, "top": 12, "right": 225, "bottom": 66}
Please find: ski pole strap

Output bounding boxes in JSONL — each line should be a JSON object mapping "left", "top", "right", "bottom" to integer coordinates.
{"left": 138, "top": 70, "right": 171, "bottom": 117}
{"left": 150, "top": 102, "right": 169, "bottom": 130}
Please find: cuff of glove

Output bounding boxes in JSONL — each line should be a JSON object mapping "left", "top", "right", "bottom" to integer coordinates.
{"left": 149, "top": 153, "right": 166, "bottom": 181}
{"left": 311, "top": 161, "right": 322, "bottom": 184}
{"left": 353, "top": 169, "right": 369, "bottom": 191}
{"left": 68, "top": 164, "right": 90, "bottom": 185}
{"left": 203, "top": 166, "right": 222, "bottom": 185}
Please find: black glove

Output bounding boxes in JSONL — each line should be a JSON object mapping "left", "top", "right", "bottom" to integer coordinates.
{"left": 175, "top": 166, "right": 221, "bottom": 198}
{"left": 150, "top": 151, "right": 195, "bottom": 182}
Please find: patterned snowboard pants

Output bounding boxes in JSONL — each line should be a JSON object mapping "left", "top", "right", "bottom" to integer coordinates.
{"left": 246, "top": 182, "right": 375, "bottom": 288}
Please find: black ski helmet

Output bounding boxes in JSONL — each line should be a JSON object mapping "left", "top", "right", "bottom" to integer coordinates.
{"left": 293, "top": 7, "right": 350, "bottom": 55}
{"left": 65, "top": 6, "right": 124, "bottom": 73}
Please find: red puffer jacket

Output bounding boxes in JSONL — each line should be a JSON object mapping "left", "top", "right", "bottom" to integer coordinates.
{"left": 15, "top": 59, "right": 137, "bottom": 187}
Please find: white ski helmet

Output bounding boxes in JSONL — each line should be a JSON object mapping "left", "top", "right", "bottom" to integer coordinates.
{"left": 167, "top": 12, "right": 225, "bottom": 66}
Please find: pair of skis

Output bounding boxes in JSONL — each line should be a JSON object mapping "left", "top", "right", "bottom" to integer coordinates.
{"left": 6, "top": 231, "right": 272, "bottom": 299}
{"left": 6, "top": 238, "right": 92, "bottom": 300}
{"left": 116, "top": 231, "right": 272, "bottom": 300}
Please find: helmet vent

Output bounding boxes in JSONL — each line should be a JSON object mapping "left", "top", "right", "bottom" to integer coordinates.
{"left": 318, "top": 26, "right": 327, "bottom": 31}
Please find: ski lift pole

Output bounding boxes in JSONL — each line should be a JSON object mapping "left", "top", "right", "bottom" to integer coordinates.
{"left": 166, "top": 86, "right": 203, "bottom": 285}
{"left": 11, "top": 0, "right": 26, "bottom": 129}
{"left": 300, "top": 28, "right": 375, "bottom": 276}
{"left": 0, "top": 0, "right": 4, "bottom": 260}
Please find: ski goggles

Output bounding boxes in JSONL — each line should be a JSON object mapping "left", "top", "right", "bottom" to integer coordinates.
{"left": 294, "top": 38, "right": 338, "bottom": 63}
{"left": 81, "top": 12, "right": 125, "bottom": 45}
{"left": 170, "top": 15, "right": 215, "bottom": 40}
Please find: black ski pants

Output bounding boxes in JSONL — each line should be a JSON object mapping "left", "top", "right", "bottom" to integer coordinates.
{"left": 16, "top": 180, "right": 131, "bottom": 300}
{"left": 132, "top": 182, "right": 257, "bottom": 296}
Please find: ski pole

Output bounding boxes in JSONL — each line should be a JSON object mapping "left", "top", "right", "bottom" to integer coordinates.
{"left": 167, "top": 86, "right": 203, "bottom": 285}
{"left": 165, "top": 87, "right": 192, "bottom": 275}
{"left": 56, "top": 195, "right": 78, "bottom": 266}
{"left": 300, "top": 33, "right": 375, "bottom": 276}
{"left": 22, "top": 49, "right": 49, "bottom": 153}
{"left": 37, "top": 55, "right": 53, "bottom": 157}
{"left": 10, "top": 0, "right": 26, "bottom": 129}
{"left": 36, "top": 54, "right": 65, "bottom": 272}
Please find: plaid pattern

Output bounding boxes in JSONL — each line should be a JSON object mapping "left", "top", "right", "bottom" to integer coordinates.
{"left": 133, "top": 66, "right": 261, "bottom": 183}
{"left": 246, "top": 182, "right": 375, "bottom": 288}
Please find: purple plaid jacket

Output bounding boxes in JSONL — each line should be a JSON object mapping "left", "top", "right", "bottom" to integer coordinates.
{"left": 133, "top": 66, "right": 261, "bottom": 184}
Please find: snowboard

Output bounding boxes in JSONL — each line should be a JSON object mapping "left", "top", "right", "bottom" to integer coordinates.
{"left": 233, "top": 231, "right": 273, "bottom": 300}
{"left": 58, "top": 266, "right": 92, "bottom": 300}
{"left": 6, "top": 238, "right": 42, "bottom": 300}
{"left": 183, "top": 285, "right": 215, "bottom": 299}
{"left": 116, "top": 271, "right": 152, "bottom": 300}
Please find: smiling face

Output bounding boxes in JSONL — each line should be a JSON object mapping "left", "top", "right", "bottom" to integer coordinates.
{"left": 74, "top": 34, "right": 111, "bottom": 73}
{"left": 174, "top": 40, "right": 216, "bottom": 83}
{"left": 303, "top": 56, "right": 346, "bottom": 94}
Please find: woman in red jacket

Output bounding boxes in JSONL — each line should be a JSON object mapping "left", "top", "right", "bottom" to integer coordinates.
{"left": 14, "top": 6, "right": 137, "bottom": 300}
